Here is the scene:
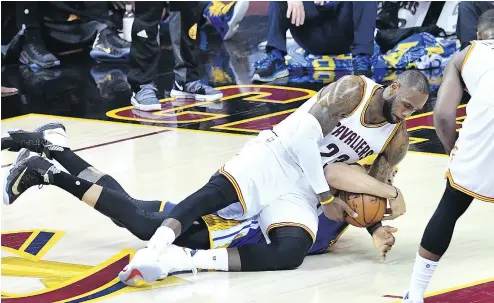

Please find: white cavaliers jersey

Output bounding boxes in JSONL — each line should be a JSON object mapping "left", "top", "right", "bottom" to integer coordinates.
{"left": 286, "top": 76, "right": 401, "bottom": 167}
{"left": 447, "top": 40, "right": 494, "bottom": 202}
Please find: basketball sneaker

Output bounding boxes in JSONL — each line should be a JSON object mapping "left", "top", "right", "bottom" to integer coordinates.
{"left": 3, "top": 149, "right": 59, "bottom": 205}
{"left": 170, "top": 80, "right": 223, "bottom": 102}
{"left": 119, "top": 245, "right": 197, "bottom": 286}
{"left": 2, "top": 123, "right": 68, "bottom": 159}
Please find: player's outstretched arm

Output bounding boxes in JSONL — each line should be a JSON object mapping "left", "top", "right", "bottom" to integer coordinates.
{"left": 433, "top": 47, "right": 469, "bottom": 155}
{"left": 324, "top": 163, "right": 398, "bottom": 199}
{"left": 306, "top": 75, "right": 365, "bottom": 221}
{"left": 369, "top": 123, "right": 409, "bottom": 221}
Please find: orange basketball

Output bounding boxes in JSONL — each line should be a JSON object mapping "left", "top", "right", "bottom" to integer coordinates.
{"left": 340, "top": 191, "right": 387, "bottom": 227}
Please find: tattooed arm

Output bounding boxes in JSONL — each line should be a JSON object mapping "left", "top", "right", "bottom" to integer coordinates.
{"left": 299, "top": 75, "right": 365, "bottom": 221}
{"left": 368, "top": 122, "right": 409, "bottom": 228}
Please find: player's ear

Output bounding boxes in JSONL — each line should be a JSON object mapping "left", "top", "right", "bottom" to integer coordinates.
{"left": 390, "top": 81, "right": 400, "bottom": 94}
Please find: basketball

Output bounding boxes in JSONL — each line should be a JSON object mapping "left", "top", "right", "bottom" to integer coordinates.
{"left": 340, "top": 191, "right": 387, "bottom": 227}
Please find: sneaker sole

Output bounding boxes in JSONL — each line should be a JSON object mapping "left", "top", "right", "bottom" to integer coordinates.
{"left": 131, "top": 96, "right": 162, "bottom": 112}
{"left": 252, "top": 69, "right": 289, "bottom": 83}
{"left": 170, "top": 90, "right": 223, "bottom": 102}
{"left": 89, "top": 49, "right": 130, "bottom": 61}
{"left": 19, "top": 52, "right": 60, "bottom": 72}
{"left": 223, "top": 2, "right": 250, "bottom": 40}
{"left": 3, "top": 149, "right": 31, "bottom": 205}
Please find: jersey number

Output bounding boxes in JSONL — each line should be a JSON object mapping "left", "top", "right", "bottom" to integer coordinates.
{"left": 320, "top": 143, "right": 350, "bottom": 163}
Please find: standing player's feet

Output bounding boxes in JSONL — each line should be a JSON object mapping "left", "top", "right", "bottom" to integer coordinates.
{"left": 2, "top": 123, "right": 68, "bottom": 159}
{"left": 3, "top": 149, "right": 58, "bottom": 205}
{"left": 171, "top": 80, "right": 223, "bottom": 102}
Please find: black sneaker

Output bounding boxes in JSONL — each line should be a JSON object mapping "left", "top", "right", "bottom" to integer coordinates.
{"left": 170, "top": 80, "right": 223, "bottom": 102}
{"left": 3, "top": 149, "right": 58, "bottom": 205}
{"left": 252, "top": 52, "right": 289, "bottom": 82}
{"left": 90, "top": 27, "right": 131, "bottom": 62}
{"left": 2, "top": 123, "right": 68, "bottom": 159}
{"left": 19, "top": 31, "right": 60, "bottom": 71}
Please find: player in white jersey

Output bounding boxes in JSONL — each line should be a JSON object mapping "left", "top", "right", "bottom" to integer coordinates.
{"left": 402, "top": 10, "right": 494, "bottom": 303}
{"left": 2, "top": 70, "right": 429, "bottom": 285}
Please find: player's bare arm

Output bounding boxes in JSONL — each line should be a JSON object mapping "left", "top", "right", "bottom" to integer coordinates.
{"left": 308, "top": 75, "right": 365, "bottom": 221}
{"left": 433, "top": 47, "right": 469, "bottom": 155}
{"left": 369, "top": 122, "right": 409, "bottom": 221}
{"left": 324, "top": 163, "right": 398, "bottom": 199}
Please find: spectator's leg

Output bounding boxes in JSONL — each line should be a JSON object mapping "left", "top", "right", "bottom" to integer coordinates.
{"left": 265, "top": 1, "right": 292, "bottom": 55}
{"left": 252, "top": 1, "right": 291, "bottom": 82}
{"left": 127, "top": 1, "right": 165, "bottom": 112}
{"left": 350, "top": 1, "right": 377, "bottom": 58}
{"left": 17, "top": 2, "right": 60, "bottom": 70}
{"left": 169, "top": 2, "right": 222, "bottom": 102}
{"left": 457, "top": 1, "right": 494, "bottom": 50}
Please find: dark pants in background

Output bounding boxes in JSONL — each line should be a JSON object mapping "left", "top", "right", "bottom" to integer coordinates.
{"left": 266, "top": 1, "right": 377, "bottom": 57}
{"left": 15, "top": 2, "right": 110, "bottom": 47}
{"left": 127, "top": 1, "right": 207, "bottom": 91}
{"left": 456, "top": 1, "right": 494, "bottom": 50}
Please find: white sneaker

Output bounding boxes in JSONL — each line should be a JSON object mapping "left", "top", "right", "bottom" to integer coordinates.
{"left": 158, "top": 244, "right": 197, "bottom": 278}
{"left": 118, "top": 247, "right": 162, "bottom": 286}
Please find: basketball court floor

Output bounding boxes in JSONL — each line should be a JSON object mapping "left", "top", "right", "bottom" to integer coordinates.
{"left": 2, "top": 5, "right": 493, "bottom": 303}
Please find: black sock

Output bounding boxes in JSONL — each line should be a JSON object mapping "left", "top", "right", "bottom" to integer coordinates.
{"left": 95, "top": 188, "right": 166, "bottom": 240}
{"left": 95, "top": 175, "right": 162, "bottom": 212}
{"left": 51, "top": 148, "right": 91, "bottom": 176}
{"left": 52, "top": 171, "right": 93, "bottom": 200}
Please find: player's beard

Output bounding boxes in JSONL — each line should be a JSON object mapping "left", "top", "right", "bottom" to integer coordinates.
{"left": 382, "top": 98, "right": 398, "bottom": 124}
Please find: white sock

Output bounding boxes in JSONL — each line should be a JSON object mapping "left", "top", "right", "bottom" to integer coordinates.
{"left": 148, "top": 226, "right": 176, "bottom": 252}
{"left": 191, "top": 248, "right": 229, "bottom": 271}
{"left": 407, "top": 253, "right": 439, "bottom": 300}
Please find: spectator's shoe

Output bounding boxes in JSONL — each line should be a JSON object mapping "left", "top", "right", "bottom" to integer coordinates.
{"left": 252, "top": 52, "right": 289, "bottom": 82}
{"left": 90, "top": 65, "right": 131, "bottom": 99}
{"left": 2, "top": 123, "right": 68, "bottom": 159}
{"left": 19, "top": 34, "right": 60, "bottom": 71}
{"left": 131, "top": 83, "right": 161, "bottom": 112}
{"left": 377, "top": 1, "right": 400, "bottom": 30}
{"left": 171, "top": 80, "right": 223, "bottom": 102}
{"left": 204, "top": 1, "right": 249, "bottom": 40}
{"left": 352, "top": 55, "right": 372, "bottom": 77}
{"left": 19, "top": 65, "right": 62, "bottom": 90}
{"left": 90, "top": 28, "right": 131, "bottom": 62}
{"left": 3, "top": 149, "right": 58, "bottom": 205}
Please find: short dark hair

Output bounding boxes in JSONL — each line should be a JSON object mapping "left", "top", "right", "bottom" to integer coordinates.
{"left": 478, "top": 9, "right": 494, "bottom": 36}
{"left": 396, "top": 70, "right": 430, "bottom": 95}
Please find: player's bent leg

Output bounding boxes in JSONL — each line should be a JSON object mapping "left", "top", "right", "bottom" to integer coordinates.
{"left": 237, "top": 226, "right": 312, "bottom": 271}
{"left": 4, "top": 150, "right": 167, "bottom": 240}
{"left": 403, "top": 180, "right": 474, "bottom": 302}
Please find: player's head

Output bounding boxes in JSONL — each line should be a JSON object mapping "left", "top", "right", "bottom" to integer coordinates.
{"left": 477, "top": 9, "right": 494, "bottom": 40}
{"left": 382, "top": 70, "right": 430, "bottom": 123}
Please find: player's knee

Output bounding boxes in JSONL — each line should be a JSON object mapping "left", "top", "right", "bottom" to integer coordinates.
{"left": 269, "top": 227, "right": 313, "bottom": 269}
{"left": 273, "top": 246, "right": 306, "bottom": 269}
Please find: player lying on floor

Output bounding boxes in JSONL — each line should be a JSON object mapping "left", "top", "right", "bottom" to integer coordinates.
{"left": 3, "top": 123, "right": 399, "bottom": 281}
